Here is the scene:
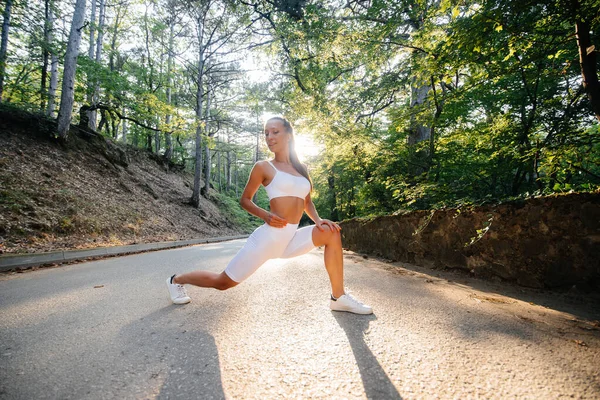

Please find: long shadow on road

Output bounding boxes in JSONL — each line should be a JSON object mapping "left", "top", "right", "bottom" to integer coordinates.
{"left": 334, "top": 312, "right": 402, "bottom": 400}
{"left": 377, "top": 258, "right": 600, "bottom": 323}
{"left": 119, "top": 305, "right": 225, "bottom": 400}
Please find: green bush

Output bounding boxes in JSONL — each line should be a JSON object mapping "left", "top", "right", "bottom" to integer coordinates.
{"left": 214, "top": 188, "right": 270, "bottom": 232}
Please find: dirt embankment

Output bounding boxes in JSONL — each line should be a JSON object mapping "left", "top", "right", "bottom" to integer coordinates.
{"left": 0, "top": 108, "right": 245, "bottom": 254}
{"left": 341, "top": 193, "right": 600, "bottom": 290}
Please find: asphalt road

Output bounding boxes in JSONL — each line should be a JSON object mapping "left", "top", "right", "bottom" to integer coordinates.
{"left": 1, "top": 239, "right": 599, "bottom": 399}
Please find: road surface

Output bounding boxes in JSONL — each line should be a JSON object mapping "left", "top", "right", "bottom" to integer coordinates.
{"left": 1, "top": 239, "right": 599, "bottom": 399}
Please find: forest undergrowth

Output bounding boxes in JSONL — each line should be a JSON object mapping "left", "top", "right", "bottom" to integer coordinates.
{"left": 0, "top": 109, "right": 255, "bottom": 254}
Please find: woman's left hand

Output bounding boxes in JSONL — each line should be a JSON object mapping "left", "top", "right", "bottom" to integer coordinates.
{"left": 315, "top": 219, "right": 341, "bottom": 232}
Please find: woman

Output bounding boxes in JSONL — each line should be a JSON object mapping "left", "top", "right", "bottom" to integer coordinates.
{"left": 166, "top": 116, "right": 372, "bottom": 314}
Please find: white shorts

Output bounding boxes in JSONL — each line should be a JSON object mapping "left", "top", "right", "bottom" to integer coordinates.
{"left": 224, "top": 223, "right": 316, "bottom": 283}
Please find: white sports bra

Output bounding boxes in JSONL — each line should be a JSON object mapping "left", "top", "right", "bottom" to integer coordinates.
{"left": 264, "top": 161, "right": 311, "bottom": 200}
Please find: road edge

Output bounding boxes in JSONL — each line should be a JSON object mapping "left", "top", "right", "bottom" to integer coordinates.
{"left": 0, "top": 235, "right": 248, "bottom": 272}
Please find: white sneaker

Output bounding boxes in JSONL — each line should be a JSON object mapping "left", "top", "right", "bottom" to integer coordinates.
{"left": 166, "top": 276, "right": 191, "bottom": 304}
{"left": 330, "top": 293, "right": 373, "bottom": 315}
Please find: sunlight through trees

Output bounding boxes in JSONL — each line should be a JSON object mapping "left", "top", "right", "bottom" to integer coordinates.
{"left": 0, "top": 0, "right": 598, "bottom": 218}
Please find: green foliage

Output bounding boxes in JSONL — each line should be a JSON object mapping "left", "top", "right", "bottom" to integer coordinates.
{"left": 213, "top": 188, "right": 269, "bottom": 232}
{"left": 270, "top": 0, "right": 600, "bottom": 218}
{"left": 465, "top": 214, "right": 494, "bottom": 247}
{"left": 0, "top": 188, "right": 31, "bottom": 213}
{"left": 3, "top": 0, "right": 600, "bottom": 230}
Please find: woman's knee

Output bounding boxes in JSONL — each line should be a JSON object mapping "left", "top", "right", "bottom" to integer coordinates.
{"left": 215, "top": 273, "right": 238, "bottom": 291}
{"left": 313, "top": 225, "right": 341, "bottom": 246}
{"left": 330, "top": 228, "right": 342, "bottom": 244}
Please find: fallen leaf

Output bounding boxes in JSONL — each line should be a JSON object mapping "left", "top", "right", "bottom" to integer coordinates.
{"left": 587, "top": 45, "right": 595, "bottom": 55}
{"left": 469, "top": 293, "right": 514, "bottom": 304}
{"left": 516, "top": 315, "right": 535, "bottom": 323}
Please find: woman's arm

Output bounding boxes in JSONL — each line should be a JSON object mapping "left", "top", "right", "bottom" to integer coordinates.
{"left": 304, "top": 193, "right": 340, "bottom": 232}
{"left": 240, "top": 162, "right": 288, "bottom": 227}
{"left": 304, "top": 193, "right": 322, "bottom": 224}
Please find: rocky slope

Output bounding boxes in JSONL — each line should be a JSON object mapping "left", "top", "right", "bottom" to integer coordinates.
{"left": 0, "top": 108, "right": 247, "bottom": 254}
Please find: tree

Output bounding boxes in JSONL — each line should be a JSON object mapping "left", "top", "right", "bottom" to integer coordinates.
{"left": 2, "top": 0, "right": 598, "bottom": 218}
{"left": 56, "top": 0, "right": 87, "bottom": 139}
{"left": 40, "top": 0, "right": 51, "bottom": 110}
{"left": 164, "top": 5, "right": 177, "bottom": 161}
{"left": 45, "top": 0, "right": 59, "bottom": 116}
{"left": 0, "top": 0, "right": 13, "bottom": 101}
{"left": 188, "top": 0, "right": 250, "bottom": 206}
{"left": 569, "top": 0, "right": 600, "bottom": 121}
{"left": 189, "top": 0, "right": 208, "bottom": 207}
{"left": 91, "top": 0, "right": 106, "bottom": 129}
{"left": 201, "top": 74, "right": 213, "bottom": 197}
{"left": 242, "top": 0, "right": 599, "bottom": 214}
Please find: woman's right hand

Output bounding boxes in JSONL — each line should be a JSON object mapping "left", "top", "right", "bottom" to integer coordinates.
{"left": 264, "top": 212, "right": 288, "bottom": 228}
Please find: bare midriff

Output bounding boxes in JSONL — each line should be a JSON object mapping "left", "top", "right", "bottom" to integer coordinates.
{"left": 269, "top": 197, "right": 305, "bottom": 224}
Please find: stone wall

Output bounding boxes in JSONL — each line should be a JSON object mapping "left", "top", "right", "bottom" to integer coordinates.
{"left": 340, "top": 193, "right": 600, "bottom": 289}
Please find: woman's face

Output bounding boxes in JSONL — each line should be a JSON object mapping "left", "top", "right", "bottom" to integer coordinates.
{"left": 264, "top": 119, "right": 290, "bottom": 154}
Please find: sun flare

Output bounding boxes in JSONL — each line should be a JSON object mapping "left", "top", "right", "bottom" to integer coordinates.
{"left": 293, "top": 134, "right": 322, "bottom": 161}
{"left": 261, "top": 114, "right": 322, "bottom": 161}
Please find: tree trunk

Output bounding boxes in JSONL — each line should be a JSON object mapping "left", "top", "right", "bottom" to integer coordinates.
{"left": 428, "top": 76, "right": 444, "bottom": 171}
{"left": 201, "top": 86, "right": 212, "bottom": 198}
{"left": 86, "top": 0, "right": 97, "bottom": 128}
{"left": 225, "top": 129, "right": 232, "bottom": 190}
{"left": 406, "top": 5, "right": 431, "bottom": 149}
{"left": 40, "top": 0, "right": 51, "bottom": 110}
{"left": 165, "top": 132, "right": 173, "bottom": 161}
{"left": 0, "top": 0, "right": 13, "bottom": 102}
{"left": 328, "top": 169, "right": 338, "bottom": 221}
{"left": 191, "top": 15, "right": 205, "bottom": 207}
{"left": 88, "top": 0, "right": 105, "bottom": 130}
{"left": 46, "top": 52, "right": 59, "bottom": 116}
{"left": 574, "top": 14, "right": 600, "bottom": 121}
{"left": 93, "top": 0, "right": 105, "bottom": 94}
{"left": 252, "top": 112, "right": 260, "bottom": 203}
{"left": 107, "top": 8, "right": 125, "bottom": 139}
{"left": 143, "top": 5, "right": 155, "bottom": 90}
{"left": 407, "top": 79, "right": 431, "bottom": 145}
{"left": 406, "top": 71, "right": 432, "bottom": 178}
{"left": 46, "top": 3, "right": 59, "bottom": 116}
{"left": 164, "top": 16, "right": 175, "bottom": 161}
{"left": 98, "top": 108, "right": 106, "bottom": 132}
{"left": 56, "top": 0, "right": 87, "bottom": 139}
{"left": 217, "top": 145, "right": 222, "bottom": 191}
{"left": 94, "top": 0, "right": 104, "bottom": 65}
{"left": 226, "top": 147, "right": 231, "bottom": 190}
{"left": 108, "top": 6, "right": 120, "bottom": 72}
{"left": 111, "top": 117, "right": 119, "bottom": 139}
{"left": 234, "top": 151, "right": 238, "bottom": 197}
{"left": 154, "top": 120, "right": 160, "bottom": 154}
{"left": 88, "top": 0, "right": 96, "bottom": 59}
{"left": 255, "top": 113, "right": 260, "bottom": 163}
{"left": 511, "top": 167, "right": 527, "bottom": 196}
{"left": 121, "top": 106, "right": 127, "bottom": 143}
{"left": 177, "top": 134, "right": 185, "bottom": 165}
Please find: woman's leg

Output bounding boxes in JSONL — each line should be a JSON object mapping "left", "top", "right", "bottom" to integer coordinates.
{"left": 268, "top": 224, "right": 371, "bottom": 314}
{"left": 312, "top": 225, "right": 345, "bottom": 298}
{"left": 173, "top": 224, "right": 293, "bottom": 292}
{"left": 173, "top": 271, "right": 238, "bottom": 291}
